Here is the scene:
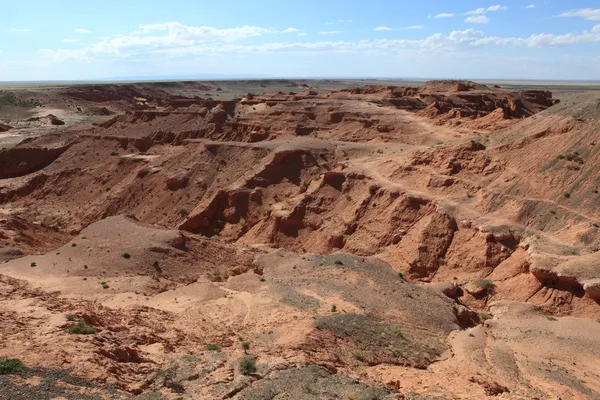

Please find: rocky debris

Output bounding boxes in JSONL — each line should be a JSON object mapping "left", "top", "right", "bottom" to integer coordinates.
{"left": 0, "top": 123, "right": 12, "bottom": 132}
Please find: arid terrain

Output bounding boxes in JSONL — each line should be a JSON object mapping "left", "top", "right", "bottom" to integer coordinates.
{"left": 1, "top": 78, "right": 599, "bottom": 400}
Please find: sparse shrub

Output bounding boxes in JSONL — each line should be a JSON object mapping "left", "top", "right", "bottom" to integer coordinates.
{"left": 478, "top": 312, "right": 492, "bottom": 321}
{"left": 153, "top": 260, "right": 162, "bottom": 274}
{"left": 564, "top": 193, "right": 571, "bottom": 198}
{"left": 259, "top": 277, "right": 266, "bottom": 282}
{"left": 110, "top": 151, "right": 117, "bottom": 156}
{"left": 331, "top": 305, "right": 337, "bottom": 312}
{"left": 334, "top": 260, "right": 344, "bottom": 265}
{"left": 557, "top": 152, "right": 585, "bottom": 164}
{"left": 242, "top": 341, "right": 250, "bottom": 351}
{"left": 122, "top": 252, "right": 131, "bottom": 259}
{"left": 30, "top": 262, "right": 36, "bottom": 267}
{"left": 155, "top": 363, "right": 185, "bottom": 393}
{"left": 546, "top": 316, "right": 558, "bottom": 321}
{"left": 0, "top": 357, "right": 24, "bottom": 375}
{"left": 68, "top": 321, "right": 96, "bottom": 335}
{"left": 474, "top": 279, "right": 495, "bottom": 291}
{"left": 71, "top": 243, "right": 77, "bottom": 247}
{"left": 239, "top": 357, "right": 257, "bottom": 375}
{"left": 210, "top": 265, "right": 232, "bottom": 282}
{"left": 66, "top": 314, "right": 78, "bottom": 321}
{"left": 354, "top": 352, "right": 366, "bottom": 362}
{"left": 99, "top": 281, "right": 109, "bottom": 289}
{"left": 206, "top": 344, "right": 221, "bottom": 351}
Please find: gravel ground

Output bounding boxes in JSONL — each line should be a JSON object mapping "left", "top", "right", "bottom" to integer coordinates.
{"left": 0, "top": 366, "right": 127, "bottom": 400}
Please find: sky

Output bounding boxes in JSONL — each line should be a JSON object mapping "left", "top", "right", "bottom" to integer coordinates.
{"left": 2, "top": 0, "right": 600, "bottom": 81}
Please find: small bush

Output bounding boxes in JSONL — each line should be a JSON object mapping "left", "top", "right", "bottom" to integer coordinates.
{"left": 334, "top": 260, "right": 344, "bottom": 265}
{"left": 30, "top": 262, "right": 37, "bottom": 267}
{"left": 210, "top": 265, "right": 232, "bottom": 282}
{"left": 66, "top": 314, "right": 78, "bottom": 321}
{"left": 331, "top": 305, "right": 337, "bottom": 312}
{"left": 354, "top": 352, "right": 366, "bottom": 362}
{"left": 68, "top": 321, "right": 96, "bottom": 335}
{"left": 239, "top": 357, "right": 257, "bottom": 375}
{"left": 99, "top": 281, "right": 109, "bottom": 289}
{"left": 557, "top": 152, "right": 584, "bottom": 164}
{"left": 546, "top": 316, "right": 558, "bottom": 321}
{"left": 0, "top": 358, "right": 24, "bottom": 375}
{"left": 478, "top": 312, "right": 493, "bottom": 321}
{"left": 206, "top": 344, "right": 221, "bottom": 351}
{"left": 241, "top": 341, "right": 250, "bottom": 351}
{"left": 564, "top": 193, "right": 571, "bottom": 198}
{"left": 122, "top": 252, "right": 131, "bottom": 259}
{"left": 474, "top": 279, "right": 495, "bottom": 290}
{"left": 71, "top": 243, "right": 77, "bottom": 247}
{"left": 259, "top": 277, "right": 266, "bottom": 282}
{"left": 153, "top": 260, "right": 162, "bottom": 274}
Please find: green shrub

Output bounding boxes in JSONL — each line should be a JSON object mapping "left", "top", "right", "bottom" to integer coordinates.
{"left": 68, "top": 321, "right": 96, "bottom": 335}
{"left": 66, "top": 314, "right": 78, "bottom": 321}
{"left": 30, "top": 262, "right": 37, "bottom": 267}
{"left": 474, "top": 279, "right": 495, "bottom": 290}
{"left": 122, "top": 252, "right": 131, "bottom": 259}
{"left": 331, "top": 305, "right": 337, "bottom": 312}
{"left": 478, "top": 312, "right": 492, "bottom": 321}
{"left": 0, "top": 358, "right": 24, "bottom": 375}
{"left": 354, "top": 352, "right": 366, "bottom": 362}
{"left": 99, "top": 281, "right": 109, "bottom": 289}
{"left": 334, "top": 260, "right": 344, "bottom": 265}
{"left": 153, "top": 260, "right": 162, "bottom": 274}
{"left": 239, "top": 357, "right": 257, "bottom": 375}
{"left": 206, "top": 344, "right": 221, "bottom": 351}
{"left": 71, "top": 243, "right": 77, "bottom": 247}
{"left": 242, "top": 341, "right": 250, "bottom": 351}
{"left": 546, "top": 316, "right": 558, "bottom": 321}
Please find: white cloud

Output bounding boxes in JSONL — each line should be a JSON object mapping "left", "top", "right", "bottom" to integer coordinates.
{"left": 61, "top": 39, "right": 78, "bottom": 43}
{"left": 525, "top": 4, "right": 535, "bottom": 9}
{"left": 318, "top": 30, "right": 343, "bottom": 35}
{"left": 465, "top": 15, "right": 490, "bottom": 24}
{"left": 282, "top": 27, "right": 300, "bottom": 33}
{"left": 34, "top": 22, "right": 600, "bottom": 68}
{"left": 466, "top": 5, "right": 508, "bottom": 15}
{"left": 406, "top": 25, "right": 425, "bottom": 30}
{"left": 433, "top": 13, "right": 454, "bottom": 18}
{"left": 135, "top": 22, "right": 273, "bottom": 41}
{"left": 297, "top": 33, "right": 307, "bottom": 36}
{"left": 75, "top": 29, "right": 92, "bottom": 34}
{"left": 558, "top": 8, "right": 600, "bottom": 21}
{"left": 9, "top": 28, "right": 30, "bottom": 32}
{"left": 375, "top": 26, "right": 393, "bottom": 31}
{"left": 466, "top": 8, "right": 486, "bottom": 15}
{"left": 486, "top": 5, "right": 508, "bottom": 12}
{"left": 325, "top": 19, "right": 353, "bottom": 26}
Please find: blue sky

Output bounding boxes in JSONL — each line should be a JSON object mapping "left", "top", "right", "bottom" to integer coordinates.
{"left": 2, "top": 1, "right": 600, "bottom": 81}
